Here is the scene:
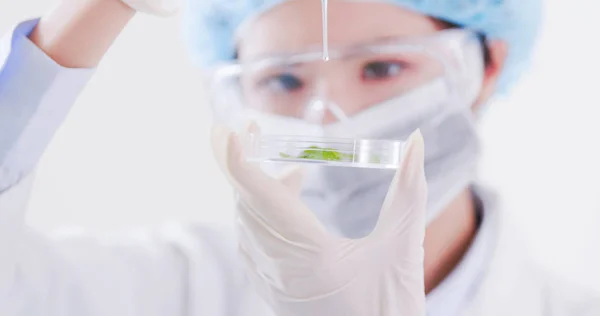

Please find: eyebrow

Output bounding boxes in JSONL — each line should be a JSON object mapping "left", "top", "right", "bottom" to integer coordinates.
{"left": 237, "top": 33, "right": 435, "bottom": 62}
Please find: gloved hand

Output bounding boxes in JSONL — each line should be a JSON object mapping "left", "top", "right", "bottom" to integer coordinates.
{"left": 120, "top": 0, "right": 180, "bottom": 16}
{"left": 211, "top": 124, "right": 427, "bottom": 316}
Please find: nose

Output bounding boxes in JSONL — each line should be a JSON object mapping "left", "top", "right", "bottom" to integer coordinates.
{"left": 303, "top": 97, "right": 345, "bottom": 124}
{"left": 306, "top": 61, "right": 364, "bottom": 124}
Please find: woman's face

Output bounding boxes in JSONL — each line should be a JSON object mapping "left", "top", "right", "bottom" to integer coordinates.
{"left": 235, "top": 0, "right": 506, "bottom": 120}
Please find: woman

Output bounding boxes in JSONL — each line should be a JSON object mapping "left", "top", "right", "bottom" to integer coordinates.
{"left": 0, "top": 0, "right": 597, "bottom": 315}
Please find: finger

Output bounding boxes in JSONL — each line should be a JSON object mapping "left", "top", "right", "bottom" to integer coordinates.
{"left": 372, "top": 129, "right": 427, "bottom": 254}
{"left": 211, "top": 124, "right": 238, "bottom": 182}
{"left": 211, "top": 123, "right": 271, "bottom": 190}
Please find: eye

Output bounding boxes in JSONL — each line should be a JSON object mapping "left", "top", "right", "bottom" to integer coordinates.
{"left": 362, "top": 61, "right": 405, "bottom": 81}
{"left": 259, "top": 73, "right": 304, "bottom": 93}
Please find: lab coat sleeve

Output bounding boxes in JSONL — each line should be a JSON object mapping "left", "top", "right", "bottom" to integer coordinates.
{"left": 0, "top": 20, "right": 248, "bottom": 316}
{"left": 0, "top": 19, "right": 95, "bottom": 192}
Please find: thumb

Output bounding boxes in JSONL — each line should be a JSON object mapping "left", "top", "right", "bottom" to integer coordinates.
{"left": 241, "top": 120, "right": 306, "bottom": 195}
{"left": 372, "top": 129, "right": 427, "bottom": 249}
{"left": 211, "top": 123, "right": 328, "bottom": 243}
{"left": 211, "top": 124, "right": 237, "bottom": 182}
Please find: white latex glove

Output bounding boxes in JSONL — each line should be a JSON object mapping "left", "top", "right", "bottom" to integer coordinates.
{"left": 120, "top": 0, "right": 180, "bottom": 16}
{"left": 211, "top": 125, "right": 427, "bottom": 316}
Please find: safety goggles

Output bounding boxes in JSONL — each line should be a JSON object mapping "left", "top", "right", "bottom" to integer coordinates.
{"left": 207, "top": 29, "right": 484, "bottom": 168}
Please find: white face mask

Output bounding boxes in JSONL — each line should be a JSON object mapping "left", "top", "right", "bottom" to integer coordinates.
{"left": 299, "top": 109, "right": 481, "bottom": 238}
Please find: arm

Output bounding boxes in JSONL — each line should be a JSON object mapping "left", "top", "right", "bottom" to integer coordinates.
{"left": 29, "top": 0, "right": 135, "bottom": 68}
{"left": 0, "top": 0, "right": 134, "bottom": 297}
{"left": 0, "top": 0, "right": 134, "bottom": 193}
{"left": 1, "top": 2, "right": 248, "bottom": 315}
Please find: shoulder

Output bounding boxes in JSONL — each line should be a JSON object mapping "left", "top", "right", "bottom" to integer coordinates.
{"left": 466, "top": 247, "right": 600, "bottom": 316}
{"left": 464, "top": 188, "right": 600, "bottom": 315}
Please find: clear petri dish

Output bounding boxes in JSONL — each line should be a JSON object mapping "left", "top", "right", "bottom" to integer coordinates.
{"left": 242, "top": 134, "right": 405, "bottom": 169}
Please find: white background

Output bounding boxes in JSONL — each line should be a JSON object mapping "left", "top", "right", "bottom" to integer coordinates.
{"left": 1, "top": 0, "right": 599, "bottom": 290}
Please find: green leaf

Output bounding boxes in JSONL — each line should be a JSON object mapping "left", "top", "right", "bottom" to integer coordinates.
{"left": 280, "top": 146, "right": 354, "bottom": 162}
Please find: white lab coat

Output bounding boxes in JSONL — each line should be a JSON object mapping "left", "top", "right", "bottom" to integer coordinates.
{"left": 0, "top": 19, "right": 599, "bottom": 316}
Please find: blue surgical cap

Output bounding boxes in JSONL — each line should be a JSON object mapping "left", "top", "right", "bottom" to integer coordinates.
{"left": 183, "top": 0, "right": 542, "bottom": 94}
